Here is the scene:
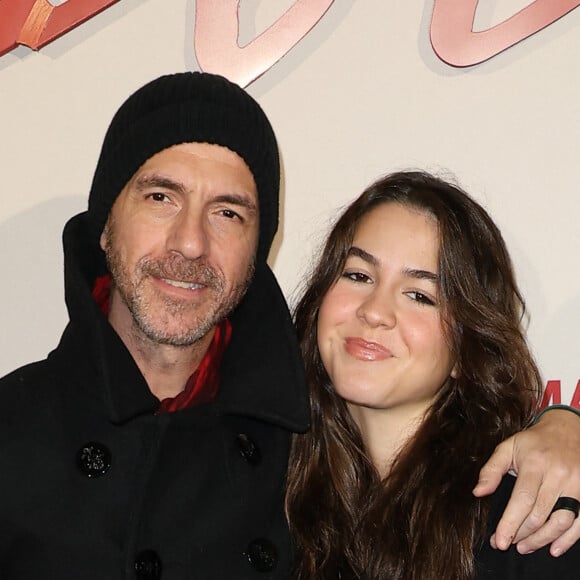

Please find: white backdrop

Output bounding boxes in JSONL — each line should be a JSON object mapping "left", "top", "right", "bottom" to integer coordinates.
{"left": 0, "top": 0, "right": 578, "bottom": 405}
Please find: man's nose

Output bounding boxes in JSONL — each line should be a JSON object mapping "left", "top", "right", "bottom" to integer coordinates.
{"left": 166, "top": 208, "right": 209, "bottom": 259}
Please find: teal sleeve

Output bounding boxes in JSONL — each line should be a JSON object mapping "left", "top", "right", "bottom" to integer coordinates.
{"left": 532, "top": 404, "right": 580, "bottom": 426}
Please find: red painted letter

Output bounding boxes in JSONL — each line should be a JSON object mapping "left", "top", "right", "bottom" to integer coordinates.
{"left": 540, "top": 379, "right": 562, "bottom": 409}
{"left": 24, "top": 0, "right": 122, "bottom": 51}
{"left": 0, "top": 0, "right": 121, "bottom": 56}
{"left": 0, "top": 0, "right": 37, "bottom": 57}
{"left": 571, "top": 379, "right": 580, "bottom": 409}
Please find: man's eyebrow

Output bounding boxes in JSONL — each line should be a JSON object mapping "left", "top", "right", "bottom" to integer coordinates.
{"left": 135, "top": 174, "right": 186, "bottom": 195}
{"left": 213, "top": 194, "right": 258, "bottom": 215}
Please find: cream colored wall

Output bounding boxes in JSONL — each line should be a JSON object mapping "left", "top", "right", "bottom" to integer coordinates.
{"left": 0, "top": 0, "right": 578, "bottom": 403}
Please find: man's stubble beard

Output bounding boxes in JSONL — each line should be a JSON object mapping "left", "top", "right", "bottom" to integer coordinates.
{"left": 102, "top": 220, "right": 255, "bottom": 347}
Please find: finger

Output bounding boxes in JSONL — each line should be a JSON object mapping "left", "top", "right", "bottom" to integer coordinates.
{"left": 509, "top": 475, "right": 563, "bottom": 545}
{"left": 510, "top": 461, "right": 579, "bottom": 546}
{"left": 473, "top": 438, "right": 514, "bottom": 497}
{"left": 515, "top": 510, "right": 576, "bottom": 554}
{"left": 549, "top": 513, "right": 580, "bottom": 557}
{"left": 493, "top": 472, "right": 543, "bottom": 550}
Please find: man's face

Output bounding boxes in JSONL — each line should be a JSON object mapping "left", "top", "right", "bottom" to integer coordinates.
{"left": 100, "top": 142, "right": 259, "bottom": 347}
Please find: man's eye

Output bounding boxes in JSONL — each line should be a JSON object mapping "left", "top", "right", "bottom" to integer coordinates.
{"left": 148, "top": 192, "right": 169, "bottom": 202}
{"left": 221, "top": 208, "right": 242, "bottom": 220}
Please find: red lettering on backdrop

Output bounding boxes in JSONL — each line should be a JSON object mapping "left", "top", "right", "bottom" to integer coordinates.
{"left": 540, "top": 379, "right": 562, "bottom": 408}
{"left": 19, "top": 0, "right": 52, "bottom": 47}
{"left": 540, "top": 379, "right": 580, "bottom": 410}
{"left": 0, "top": 0, "right": 120, "bottom": 56}
{"left": 0, "top": 0, "right": 36, "bottom": 56}
{"left": 431, "top": 0, "right": 580, "bottom": 67}
{"left": 572, "top": 379, "right": 580, "bottom": 408}
{"left": 194, "top": 0, "right": 334, "bottom": 88}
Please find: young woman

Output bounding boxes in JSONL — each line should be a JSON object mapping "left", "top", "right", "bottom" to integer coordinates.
{"left": 286, "top": 171, "right": 580, "bottom": 579}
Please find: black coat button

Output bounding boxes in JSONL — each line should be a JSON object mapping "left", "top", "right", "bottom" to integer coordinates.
{"left": 76, "top": 442, "right": 111, "bottom": 478}
{"left": 236, "top": 433, "right": 261, "bottom": 465}
{"left": 245, "top": 538, "right": 278, "bottom": 572}
{"left": 134, "top": 549, "right": 162, "bottom": 579}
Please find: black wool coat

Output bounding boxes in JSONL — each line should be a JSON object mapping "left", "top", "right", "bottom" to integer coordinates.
{"left": 0, "top": 212, "right": 310, "bottom": 579}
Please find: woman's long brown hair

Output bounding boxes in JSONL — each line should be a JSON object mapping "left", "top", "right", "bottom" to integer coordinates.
{"left": 285, "top": 171, "right": 542, "bottom": 579}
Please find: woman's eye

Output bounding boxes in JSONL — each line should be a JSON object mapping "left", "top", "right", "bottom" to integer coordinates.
{"left": 407, "top": 291, "right": 436, "bottom": 306}
{"left": 342, "top": 271, "right": 371, "bottom": 283}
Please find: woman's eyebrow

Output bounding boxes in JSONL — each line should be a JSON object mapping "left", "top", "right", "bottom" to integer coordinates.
{"left": 348, "top": 246, "right": 378, "bottom": 266}
{"left": 403, "top": 268, "right": 439, "bottom": 283}
{"left": 348, "top": 247, "right": 439, "bottom": 283}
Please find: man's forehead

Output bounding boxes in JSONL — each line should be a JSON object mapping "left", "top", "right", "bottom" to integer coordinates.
{"left": 145, "top": 142, "right": 252, "bottom": 171}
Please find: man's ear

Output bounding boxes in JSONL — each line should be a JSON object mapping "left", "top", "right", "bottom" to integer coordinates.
{"left": 99, "top": 224, "right": 108, "bottom": 252}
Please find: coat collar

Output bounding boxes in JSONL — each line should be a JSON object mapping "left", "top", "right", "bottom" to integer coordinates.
{"left": 57, "top": 211, "right": 310, "bottom": 432}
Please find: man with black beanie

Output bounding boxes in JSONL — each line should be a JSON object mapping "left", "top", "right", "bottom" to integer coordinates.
{"left": 0, "top": 72, "right": 309, "bottom": 579}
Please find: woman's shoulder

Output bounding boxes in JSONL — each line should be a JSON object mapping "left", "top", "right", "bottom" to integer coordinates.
{"left": 475, "top": 474, "right": 580, "bottom": 579}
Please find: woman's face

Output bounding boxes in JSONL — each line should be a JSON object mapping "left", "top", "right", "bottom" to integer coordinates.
{"left": 317, "top": 202, "right": 456, "bottom": 418}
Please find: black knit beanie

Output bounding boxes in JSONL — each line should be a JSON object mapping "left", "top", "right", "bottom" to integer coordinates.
{"left": 88, "top": 72, "right": 280, "bottom": 262}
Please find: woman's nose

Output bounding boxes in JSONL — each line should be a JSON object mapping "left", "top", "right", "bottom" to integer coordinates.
{"left": 356, "top": 291, "right": 396, "bottom": 329}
